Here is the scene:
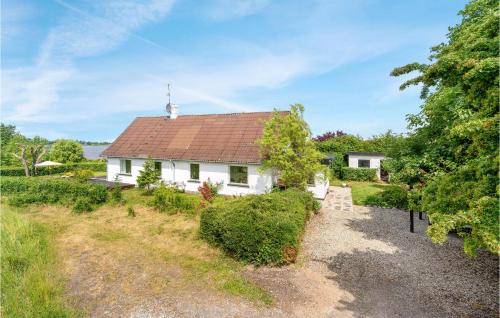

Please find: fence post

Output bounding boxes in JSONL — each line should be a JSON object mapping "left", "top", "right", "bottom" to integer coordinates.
{"left": 410, "top": 210, "right": 414, "bottom": 233}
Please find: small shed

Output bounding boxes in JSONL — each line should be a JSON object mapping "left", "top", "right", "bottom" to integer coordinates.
{"left": 347, "top": 152, "right": 387, "bottom": 180}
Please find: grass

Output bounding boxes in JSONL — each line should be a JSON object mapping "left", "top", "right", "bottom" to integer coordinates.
{"left": 330, "top": 180, "right": 397, "bottom": 205}
{"left": 1, "top": 206, "right": 78, "bottom": 317}
{"left": 91, "top": 227, "right": 129, "bottom": 242}
{"left": 159, "top": 251, "right": 273, "bottom": 304}
{"left": 11, "top": 187, "right": 274, "bottom": 310}
{"left": 350, "top": 181, "right": 390, "bottom": 205}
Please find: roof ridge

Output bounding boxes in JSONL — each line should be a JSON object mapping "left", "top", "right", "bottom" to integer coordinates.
{"left": 135, "top": 110, "right": 289, "bottom": 119}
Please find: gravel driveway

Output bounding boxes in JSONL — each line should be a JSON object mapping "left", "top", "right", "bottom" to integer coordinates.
{"left": 301, "top": 186, "right": 499, "bottom": 317}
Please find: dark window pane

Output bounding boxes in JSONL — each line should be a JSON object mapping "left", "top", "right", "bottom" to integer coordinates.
{"left": 154, "top": 161, "right": 162, "bottom": 171}
{"left": 230, "top": 166, "right": 248, "bottom": 184}
{"left": 121, "top": 159, "right": 132, "bottom": 174}
{"left": 358, "top": 159, "right": 370, "bottom": 168}
{"left": 190, "top": 164, "right": 199, "bottom": 180}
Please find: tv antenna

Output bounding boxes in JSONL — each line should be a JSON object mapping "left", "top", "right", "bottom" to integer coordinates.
{"left": 166, "top": 83, "right": 172, "bottom": 113}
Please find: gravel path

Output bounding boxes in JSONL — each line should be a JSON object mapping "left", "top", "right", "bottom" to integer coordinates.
{"left": 302, "top": 186, "right": 499, "bottom": 317}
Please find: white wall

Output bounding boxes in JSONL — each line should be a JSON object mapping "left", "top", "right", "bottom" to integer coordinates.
{"left": 347, "top": 154, "right": 385, "bottom": 179}
{"left": 307, "top": 173, "right": 329, "bottom": 199}
{"left": 107, "top": 157, "right": 328, "bottom": 198}
{"left": 107, "top": 158, "right": 273, "bottom": 196}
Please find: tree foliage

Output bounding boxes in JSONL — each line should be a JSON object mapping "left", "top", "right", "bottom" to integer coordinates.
{"left": 388, "top": 0, "right": 498, "bottom": 256}
{"left": 1, "top": 124, "right": 24, "bottom": 166}
{"left": 314, "top": 130, "right": 404, "bottom": 179}
{"left": 50, "top": 139, "right": 84, "bottom": 163}
{"left": 137, "top": 157, "right": 161, "bottom": 192}
{"left": 258, "top": 104, "right": 327, "bottom": 189}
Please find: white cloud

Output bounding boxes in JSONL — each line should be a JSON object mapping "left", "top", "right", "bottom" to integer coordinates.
{"left": 1, "top": 0, "right": 448, "bottom": 139}
{"left": 205, "top": 0, "right": 271, "bottom": 20}
{"left": 1, "top": 0, "right": 35, "bottom": 42}
{"left": 2, "top": 0, "right": 176, "bottom": 123}
{"left": 40, "top": 0, "right": 175, "bottom": 64}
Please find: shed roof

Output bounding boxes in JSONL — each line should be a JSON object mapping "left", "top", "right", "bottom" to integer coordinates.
{"left": 347, "top": 152, "right": 385, "bottom": 157}
{"left": 101, "top": 111, "right": 288, "bottom": 164}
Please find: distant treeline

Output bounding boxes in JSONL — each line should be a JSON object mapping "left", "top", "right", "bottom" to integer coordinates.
{"left": 46, "top": 140, "right": 111, "bottom": 146}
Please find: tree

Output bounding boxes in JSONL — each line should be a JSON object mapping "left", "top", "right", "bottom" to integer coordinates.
{"left": 50, "top": 139, "right": 84, "bottom": 163}
{"left": 389, "top": 0, "right": 498, "bottom": 256}
{"left": 12, "top": 137, "right": 48, "bottom": 176}
{"left": 137, "top": 157, "right": 161, "bottom": 192}
{"left": 1, "top": 124, "right": 22, "bottom": 166}
{"left": 258, "top": 104, "right": 327, "bottom": 189}
{"left": 312, "top": 130, "right": 346, "bottom": 142}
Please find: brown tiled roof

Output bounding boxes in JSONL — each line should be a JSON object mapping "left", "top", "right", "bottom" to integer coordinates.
{"left": 101, "top": 111, "right": 288, "bottom": 164}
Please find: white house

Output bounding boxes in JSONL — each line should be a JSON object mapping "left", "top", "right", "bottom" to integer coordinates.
{"left": 347, "top": 152, "right": 386, "bottom": 180}
{"left": 101, "top": 106, "right": 329, "bottom": 199}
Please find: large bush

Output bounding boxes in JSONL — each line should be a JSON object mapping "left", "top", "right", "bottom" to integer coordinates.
{"left": 1, "top": 177, "right": 108, "bottom": 207}
{"left": 364, "top": 186, "right": 408, "bottom": 209}
{"left": 341, "top": 167, "right": 377, "bottom": 181}
{"left": 152, "top": 185, "right": 200, "bottom": 214}
{"left": 0, "top": 162, "right": 106, "bottom": 176}
{"left": 200, "top": 189, "right": 319, "bottom": 265}
{"left": 49, "top": 139, "right": 84, "bottom": 163}
{"left": 387, "top": 0, "right": 499, "bottom": 256}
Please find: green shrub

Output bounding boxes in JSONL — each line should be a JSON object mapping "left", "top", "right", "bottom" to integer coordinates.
{"left": 73, "top": 198, "right": 94, "bottom": 213}
{"left": 341, "top": 167, "right": 377, "bottom": 181}
{"left": 152, "top": 185, "right": 200, "bottom": 214}
{"left": 8, "top": 192, "right": 59, "bottom": 207}
{"left": 1, "top": 177, "right": 108, "bottom": 208}
{"left": 74, "top": 169, "right": 94, "bottom": 182}
{"left": 200, "top": 189, "right": 317, "bottom": 265}
{"left": 111, "top": 182, "right": 123, "bottom": 204}
{"left": 0, "top": 161, "right": 106, "bottom": 176}
{"left": 364, "top": 186, "right": 408, "bottom": 209}
{"left": 127, "top": 206, "right": 136, "bottom": 217}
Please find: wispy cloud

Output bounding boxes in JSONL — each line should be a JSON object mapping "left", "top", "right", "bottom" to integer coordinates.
{"left": 42, "top": 0, "right": 174, "bottom": 62}
{"left": 2, "top": 0, "right": 454, "bottom": 139}
{"left": 204, "top": 0, "right": 271, "bottom": 20}
{"left": 1, "top": 0, "right": 35, "bottom": 42}
{"left": 3, "top": 0, "right": 176, "bottom": 122}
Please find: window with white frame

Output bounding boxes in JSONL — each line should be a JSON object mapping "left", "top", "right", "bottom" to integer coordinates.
{"left": 358, "top": 159, "right": 370, "bottom": 168}
{"left": 120, "top": 159, "right": 131, "bottom": 174}
{"left": 190, "top": 163, "right": 200, "bottom": 180}
{"left": 229, "top": 166, "right": 248, "bottom": 184}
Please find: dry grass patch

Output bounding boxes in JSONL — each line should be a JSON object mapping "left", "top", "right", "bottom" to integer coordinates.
{"left": 23, "top": 189, "right": 272, "bottom": 313}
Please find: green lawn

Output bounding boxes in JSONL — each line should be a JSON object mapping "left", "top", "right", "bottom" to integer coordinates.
{"left": 330, "top": 180, "right": 398, "bottom": 205}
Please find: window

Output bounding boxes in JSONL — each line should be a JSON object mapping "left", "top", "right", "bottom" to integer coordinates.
{"left": 154, "top": 161, "right": 162, "bottom": 172}
{"left": 230, "top": 166, "right": 248, "bottom": 184}
{"left": 358, "top": 159, "right": 370, "bottom": 168}
{"left": 120, "top": 159, "right": 131, "bottom": 174}
{"left": 190, "top": 163, "right": 200, "bottom": 180}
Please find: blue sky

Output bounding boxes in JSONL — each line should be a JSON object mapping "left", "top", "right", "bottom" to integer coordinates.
{"left": 2, "top": 0, "right": 467, "bottom": 141}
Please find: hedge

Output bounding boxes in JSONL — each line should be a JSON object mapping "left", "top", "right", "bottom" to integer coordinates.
{"left": 341, "top": 167, "right": 377, "bottom": 181}
{"left": 200, "top": 189, "right": 319, "bottom": 266}
{"left": 0, "top": 162, "right": 106, "bottom": 176}
{"left": 364, "top": 186, "right": 408, "bottom": 209}
{"left": 1, "top": 177, "right": 108, "bottom": 207}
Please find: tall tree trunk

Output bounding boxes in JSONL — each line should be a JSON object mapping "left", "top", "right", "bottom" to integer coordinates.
{"left": 29, "top": 145, "right": 46, "bottom": 176}
{"left": 12, "top": 145, "right": 30, "bottom": 176}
